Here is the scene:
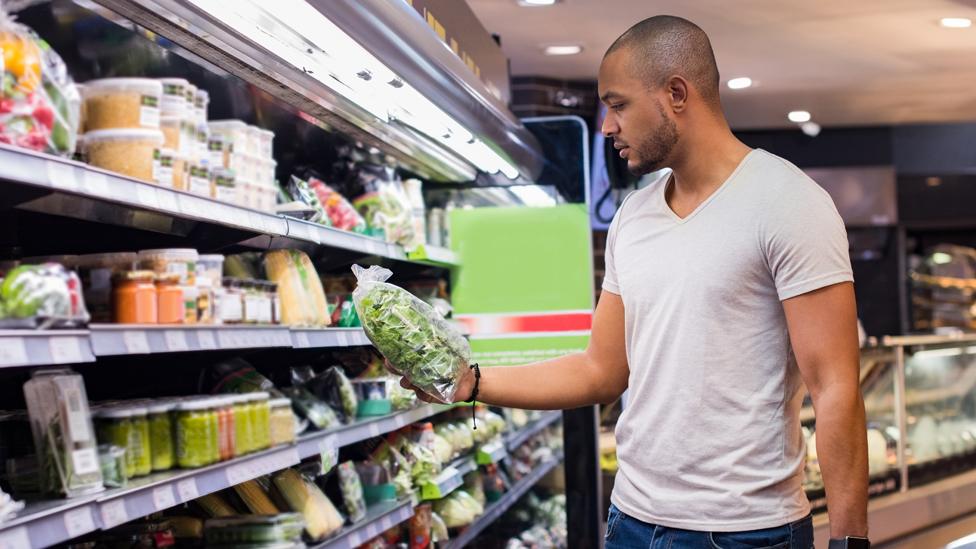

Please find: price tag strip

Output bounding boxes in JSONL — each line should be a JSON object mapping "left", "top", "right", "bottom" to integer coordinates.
{"left": 176, "top": 478, "right": 199, "bottom": 503}
{"left": 63, "top": 506, "right": 97, "bottom": 539}
{"left": 196, "top": 330, "right": 217, "bottom": 350}
{"left": 0, "top": 336, "right": 29, "bottom": 367}
{"left": 100, "top": 499, "right": 128, "bottom": 529}
{"left": 122, "top": 331, "right": 151, "bottom": 355}
{"left": 152, "top": 486, "right": 176, "bottom": 512}
{"left": 163, "top": 330, "right": 189, "bottom": 352}
{"left": 49, "top": 336, "right": 87, "bottom": 364}
{"left": 0, "top": 526, "right": 30, "bottom": 549}
{"left": 47, "top": 160, "right": 78, "bottom": 192}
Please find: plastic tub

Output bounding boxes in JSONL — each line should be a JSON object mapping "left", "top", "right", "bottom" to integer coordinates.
{"left": 113, "top": 270, "right": 157, "bottom": 324}
{"left": 153, "top": 148, "right": 177, "bottom": 187}
{"left": 245, "top": 125, "right": 262, "bottom": 157}
{"left": 82, "top": 128, "right": 164, "bottom": 181}
{"left": 207, "top": 132, "right": 229, "bottom": 169}
{"left": 187, "top": 163, "right": 212, "bottom": 197}
{"left": 193, "top": 122, "right": 210, "bottom": 165}
{"left": 194, "top": 89, "right": 209, "bottom": 124}
{"left": 82, "top": 78, "right": 162, "bottom": 130}
{"left": 138, "top": 248, "right": 198, "bottom": 285}
{"left": 212, "top": 167, "right": 237, "bottom": 205}
{"left": 159, "top": 78, "right": 190, "bottom": 118}
{"left": 196, "top": 254, "right": 225, "bottom": 288}
{"left": 208, "top": 120, "right": 248, "bottom": 154}
{"left": 204, "top": 513, "right": 304, "bottom": 545}
{"left": 255, "top": 128, "right": 275, "bottom": 159}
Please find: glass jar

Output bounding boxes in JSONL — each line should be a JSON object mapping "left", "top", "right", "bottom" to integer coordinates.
{"left": 175, "top": 399, "right": 216, "bottom": 468}
{"left": 268, "top": 282, "right": 280, "bottom": 325}
{"left": 268, "top": 398, "right": 295, "bottom": 446}
{"left": 113, "top": 270, "right": 157, "bottom": 324}
{"left": 247, "top": 392, "right": 271, "bottom": 451}
{"left": 96, "top": 406, "right": 135, "bottom": 479}
{"left": 218, "top": 278, "right": 244, "bottom": 325}
{"left": 241, "top": 281, "right": 260, "bottom": 325}
{"left": 229, "top": 394, "right": 252, "bottom": 456}
{"left": 215, "top": 397, "right": 236, "bottom": 461}
{"left": 128, "top": 406, "right": 152, "bottom": 477}
{"left": 155, "top": 273, "right": 184, "bottom": 324}
{"left": 182, "top": 285, "right": 199, "bottom": 325}
{"left": 147, "top": 401, "right": 176, "bottom": 471}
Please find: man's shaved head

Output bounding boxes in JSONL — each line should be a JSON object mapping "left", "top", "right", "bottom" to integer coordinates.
{"left": 605, "top": 15, "right": 721, "bottom": 106}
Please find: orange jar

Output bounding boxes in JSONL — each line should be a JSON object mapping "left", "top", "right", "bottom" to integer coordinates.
{"left": 155, "top": 273, "right": 184, "bottom": 324}
{"left": 114, "top": 271, "right": 157, "bottom": 323}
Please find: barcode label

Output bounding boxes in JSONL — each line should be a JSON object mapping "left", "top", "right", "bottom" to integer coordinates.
{"left": 64, "top": 507, "right": 96, "bottom": 538}
{"left": 100, "top": 499, "right": 128, "bottom": 529}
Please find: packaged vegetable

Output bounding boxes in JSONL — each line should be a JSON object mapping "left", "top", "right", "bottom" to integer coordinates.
{"left": 433, "top": 490, "right": 483, "bottom": 528}
{"left": 337, "top": 461, "right": 367, "bottom": 523}
{"left": 204, "top": 513, "right": 304, "bottom": 545}
{"left": 430, "top": 511, "right": 449, "bottom": 543}
{"left": 196, "top": 492, "right": 236, "bottom": 518}
{"left": 351, "top": 164, "right": 415, "bottom": 246}
{"left": 265, "top": 250, "right": 331, "bottom": 327}
{"left": 0, "top": 10, "right": 80, "bottom": 155}
{"left": 352, "top": 264, "right": 470, "bottom": 403}
{"left": 0, "top": 263, "right": 89, "bottom": 328}
{"left": 296, "top": 365, "right": 359, "bottom": 423}
{"left": 431, "top": 433, "right": 453, "bottom": 465}
{"left": 23, "top": 368, "right": 103, "bottom": 497}
{"left": 81, "top": 78, "right": 160, "bottom": 130}
{"left": 285, "top": 175, "right": 331, "bottom": 226}
{"left": 234, "top": 478, "right": 279, "bottom": 514}
{"left": 281, "top": 386, "right": 340, "bottom": 430}
{"left": 97, "top": 444, "right": 126, "bottom": 488}
{"left": 81, "top": 128, "right": 163, "bottom": 181}
{"left": 390, "top": 382, "right": 418, "bottom": 411}
{"left": 272, "top": 468, "right": 344, "bottom": 541}
{"left": 307, "top": 176, "right": 367, "bottom": 232}
{"left": 269, "top": 397, "right": 297, "bottom": 446}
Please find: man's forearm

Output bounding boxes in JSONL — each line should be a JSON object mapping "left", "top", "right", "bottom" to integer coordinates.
{"left": 814, "top": 383, "right": 869, "bottom": 538}
{"left": 473, "top": 352, "right": 623, "bottom": 410}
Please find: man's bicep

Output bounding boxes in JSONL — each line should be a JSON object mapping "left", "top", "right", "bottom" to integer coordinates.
{"left": 587, "top": 290, "right": 629, "bottom": 398}
{"left": 782, "top": 282, "right": 860, "bottom": 396}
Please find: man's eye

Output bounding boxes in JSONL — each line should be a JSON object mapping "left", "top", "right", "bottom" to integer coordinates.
{"left": 610, "top": 104, "right": 624, "bottom": 111}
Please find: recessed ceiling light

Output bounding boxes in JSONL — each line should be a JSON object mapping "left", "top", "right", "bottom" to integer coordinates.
{"left": 544, "top": 44, "right": 582, "bottom": 56}
{"left": 727, "top": 77, "right": 752, "bottom": 90}
{"left": 518, "top": 0, "right": 557, "bottom": 6}
{"left": 788, "top": 110, "right": 811, "bottom": 123}
{"left": 940, "top": 17, "right": 972, "bottom": 28}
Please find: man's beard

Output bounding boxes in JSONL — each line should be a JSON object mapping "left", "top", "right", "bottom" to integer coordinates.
{"left": 628, "top": 101, "right": 679, "bottom": 176}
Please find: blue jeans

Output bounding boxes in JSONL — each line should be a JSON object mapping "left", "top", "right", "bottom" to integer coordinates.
{"left": 605, "top": 505, "right": 814, "bottom": 549}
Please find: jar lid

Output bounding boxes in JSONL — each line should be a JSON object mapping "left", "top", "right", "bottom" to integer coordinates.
{"left": 269, "top": 398, "right": 292, "bottom": 408}
{"left": 244, "top": 391, "right": 270, "bottom": 402}
{"left": 96, "top": 406, "right": 135, "bottom": 419}
{"left": 82, "top": 128, "right": 165, "bottom": 144}
{"left": 208, "top": 120, "right": 248, "bottom": 130}
{"left": 154, "top": 272, "right": 181, "bottom": 284}
{"left": 128, "top": 406, "right": 149, "bottom": 416}
{"left": 117, "top": 270, "right": 156, "bottom": 282}
{"left": 147, "top": 400, "right": 177, "bottom": 413}
{"left": 138, "top": 248, "right": 200, "bottom": 260}
{"left": 176, "top": 399, "right": 213, "bottom": 412}
{"left": 82, "top": 78, "right": 163, "bottom": 95}
{"left": 198, "top": 254, "right": 225, "bottom": 262}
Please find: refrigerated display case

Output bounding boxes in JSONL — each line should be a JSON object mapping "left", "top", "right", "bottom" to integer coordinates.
{"left": 806, "top": 334, "right": 976, "bottom": 547}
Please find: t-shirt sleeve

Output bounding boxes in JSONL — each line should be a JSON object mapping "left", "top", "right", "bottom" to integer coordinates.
{"left": 601, "top": 203, "right": 624, "bottom": 295}
{"left": 764, "top": 182, "right": 853, "bottom": 301}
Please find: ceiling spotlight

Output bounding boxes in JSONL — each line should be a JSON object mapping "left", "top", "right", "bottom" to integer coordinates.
{"left": 518, "top": 0, "right": 557, "bottom": 5}
{"left": 788, "top": 110, "right": 811, "bottom": 123}
{"left": 940, "top": 17, "right": 972, "bottom": 28}
{"left": 543, "top": 44, "right": 582, "bottom": 56}
{"left": 800, "top": 122, "right": 821, "bottom": 137}
{"left": 727, "top": 77, "right": 752, "bottom": 90}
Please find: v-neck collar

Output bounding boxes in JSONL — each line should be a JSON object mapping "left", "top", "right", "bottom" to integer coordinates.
{"left": 660, "top": 149, "right": 758, "bottom": 224}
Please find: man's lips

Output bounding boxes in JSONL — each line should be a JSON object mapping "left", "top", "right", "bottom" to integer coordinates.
{"left": 618, "top": 146, "right": 629, "bottom": 158}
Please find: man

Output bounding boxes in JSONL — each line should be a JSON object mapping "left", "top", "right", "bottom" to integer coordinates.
{"left": 402, "top": 15, "right": 869, "bottom": 549}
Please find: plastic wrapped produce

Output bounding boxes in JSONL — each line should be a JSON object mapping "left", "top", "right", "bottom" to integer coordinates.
{"left": 352, "top": 264, "right": 470, "bottom": 402}
{"left": 273, "top": 468, "right": 344, "bottom": 541}
{"left": 265, "top": 250, "right": 331, "bottom": 327}
{"left": 204, "top": 513, "right": 305, "bottom": 546}
{"left": 0, "top": 10, "right": 81, "bottom": 155}
{"left": 433, "top": 490, "right": 483, "bottom": 528}
{"left": 390, "top": 382, "right": 418, "bottom": 411}
{"left": 0, "top": 263, "right": 89, "bottom": 328}
{"left": 337, "top": 461, "right": 367, "bottom": 523}
{"left": 307, "top": 177, "right": 368, "bottom": 232}
{"left": 281, "top": 386, "right": 340, "bottom": 430}
{"left": 23, "top": 368, "right": 103, "bottom": 497}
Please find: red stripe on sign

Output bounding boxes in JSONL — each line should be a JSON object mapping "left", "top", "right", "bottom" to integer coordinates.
{"left": 457, "top": 312, "right": 592, "bottom": 335}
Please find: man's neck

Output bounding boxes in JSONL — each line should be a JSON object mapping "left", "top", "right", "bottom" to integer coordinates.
{"left": 669, "top": 127, "right": 752, "bottom": 198}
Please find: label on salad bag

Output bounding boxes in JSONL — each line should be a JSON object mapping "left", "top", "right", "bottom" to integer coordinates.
{"left": 140, "top": 95, "right": 160, "bottom": 128}
{"left": 72, "top": 447, "right": 100, "bottom": 476}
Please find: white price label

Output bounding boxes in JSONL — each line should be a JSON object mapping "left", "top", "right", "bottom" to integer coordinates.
{"left": 122, "top": 331, "right": 151, "bottom": 354}
{"left": 336, "top": 331, "right": 350, "bottom": 347}
{"left": 49, "top": 336, "right": 83, "bottom": 364}
{"left": 394, "top": 413, "right": 409, "bottom": 428}
{"left": 152, "top": 486, "right": 176, "bottom": 511}
{"left": 47, "top": 160, "right": 77, "bottom": 191}
{"left": 217, "top": 330, "right": 235, "bottom": 348}
{"left": 226, "top": 464, "right": 250, "bottom": 485}
{"left": 157, "top": 190, "right": 179, "bottom": 212}
{"left": 294, "top": 332, "right": 311, "bottom": 348}
{"left": 0, "top": 337, "right": 28, "bottom": 366}
{"left": 82, "top": 170, "right": 110, "bottom": 196}
{"left": 197, "top": 330, "right": 217, "bottom": 350}
{"left": 0, "top": 526, "right": 30, "bottom": 549}
{"left": 72, "top": 448, "right": 99, "bottom": 475}
{"left": 64, "top": 506, "right": 96, "bottom": 538}
{"left": 100, "top": 499, "right": 128, "bottom": 529}
{"left": 365, "top": 522, "right": 379, "bottom": 539}
{"left": 368, "top": 422, "right": 381, "bottom": 437}
{"left": 135, "top": 184, "right": 158, "bottom": 208}
{"left": 164, "top": 330, "right": 189, "bottom": 352}
{"left": 176, "top": 478, "right": 199, "bottom": 502}
{"left": 348, "top": 530, "right": 363, "bottom": 547}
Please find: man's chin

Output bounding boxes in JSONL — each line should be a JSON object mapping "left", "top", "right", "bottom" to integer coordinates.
{"left": 627, "top": 158, "right": 663, "bottom": 176}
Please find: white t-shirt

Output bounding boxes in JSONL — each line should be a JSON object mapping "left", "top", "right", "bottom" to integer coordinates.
{"left": 603, "top": 148, "right": 853, "bottom": 531}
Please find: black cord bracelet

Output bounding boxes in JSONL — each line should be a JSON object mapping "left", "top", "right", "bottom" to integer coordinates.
{"left": 465, "top": 363, "right": 481, "bottom": 429}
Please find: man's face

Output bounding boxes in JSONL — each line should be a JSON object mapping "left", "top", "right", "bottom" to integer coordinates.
{"left": 598, "top": 49, "right": 678, "bottom": 175}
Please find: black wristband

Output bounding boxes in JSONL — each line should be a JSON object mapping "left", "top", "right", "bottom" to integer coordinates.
{"left": 465, "top": 363, "right": 481, "bottom": 429}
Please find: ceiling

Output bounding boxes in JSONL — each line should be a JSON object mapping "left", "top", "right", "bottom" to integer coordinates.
{"left": 467, "top": 0, "right": 976, "bottom": 129}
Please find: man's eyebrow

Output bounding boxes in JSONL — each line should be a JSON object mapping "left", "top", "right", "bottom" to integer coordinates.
{"left": 600, "top": 90, "right": 621, "bottom": 103}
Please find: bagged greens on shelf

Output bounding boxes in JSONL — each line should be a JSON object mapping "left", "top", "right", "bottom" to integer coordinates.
{"left": 352, "top": 264, "right": 470, "bottom": 403}
{"left": 389, "top": 381, "right": 418, "bottom": 411}
{"left": 433, "top": 490, "right": 484, "bottom": 528}
{"left": 281, "top": 386, "right": 340, "bottom": 430}
{"left": 0, "top": 263, "right": 89, "bottom": 328}
{"left": 337, "top": 461, "right": 367, "bottom": 523}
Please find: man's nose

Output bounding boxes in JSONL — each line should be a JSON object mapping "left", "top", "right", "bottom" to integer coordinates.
{"left": 602, "top": 114, "right": 618, "bottom": 137}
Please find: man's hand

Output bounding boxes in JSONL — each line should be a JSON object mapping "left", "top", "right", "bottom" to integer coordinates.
{"left": 398, "top": 367, "right": 476, "bottom": 404}
{"left": 784, "top": 282, "right": 868, "bottom": 538}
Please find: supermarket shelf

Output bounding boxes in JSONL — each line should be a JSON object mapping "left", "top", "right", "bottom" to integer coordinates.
{"left": 312, "top": 499, "right": 414, "bottom": 549}
{"left": 449, "top": 455, "right": 478, "bottom": 477}
{"left": 1, "top": 144, "right": 457, "bottom": 269}
{"left": 0, "top": 444, "right": 301, "bottom": 549}
{"left": 0, "top": 330, "right": 94, "bottom": 368}
{"left": 405, "top": 244, "right": 460, "bottom": 267}
{"left": 446, "top": 455, "right": 563, "bottom": 549}
{"left": 296, "top": 404, "right": 455, "bottom": 460}
{"left": 0, "top": 327, "right": 375, "bottom": 368}
{"left": 506, "top": 411, "right": 562, "bottom": 452}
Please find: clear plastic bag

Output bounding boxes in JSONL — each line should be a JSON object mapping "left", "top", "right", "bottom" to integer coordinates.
{"left": 351, "top": 264, "right": 470, "bottom": 403}
{"left": 0, "top": 9, "right": 80, "bottom": 155}
{"left": 0, "top": 262, "right": 90, "bottom": 328}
